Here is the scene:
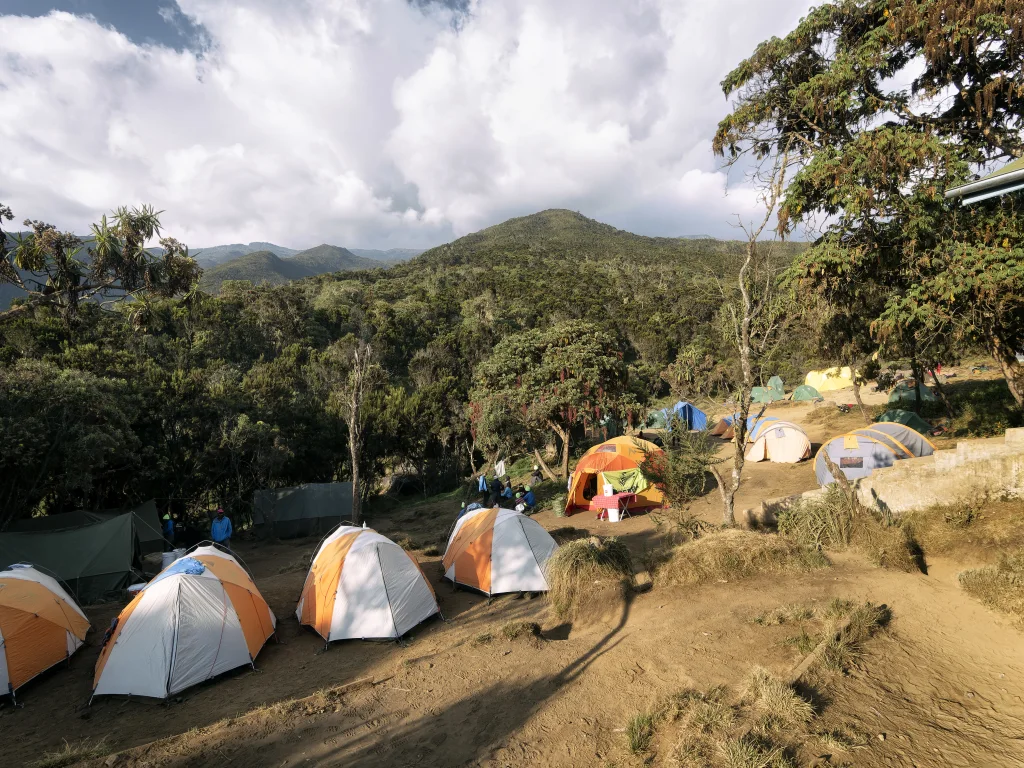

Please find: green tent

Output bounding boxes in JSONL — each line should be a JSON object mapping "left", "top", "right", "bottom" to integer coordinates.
{"left": 792, "top": 384, "right": 823, "bottom": 402}
{"left": 767, "top": 375, "right": 785, "bottom": 393}
{"left": 888, "top": 382, "right": 939, "bottom": 406}
{"left": 0, "top": 513, "right": 137, "bottom": 604}
{"left": 253, "top": 482, "right": 354, "bottom": 539}
{"left": 752, "top": 386, "right": 785, "bottom": 404}
{"left": 877, "top": 409, "right": 932, "bottom": 434}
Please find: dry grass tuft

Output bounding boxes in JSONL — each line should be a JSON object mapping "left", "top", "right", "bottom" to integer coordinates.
{"left": 29, "top": 738, "right": 109, "bottom": 768}
{"left": 546, "top": 536, "right": 634, "bottom": 622}
{"left": 753, "top": 603, "right": 815, "bottom": 626}
{"left": 906, "top": 499, "right": 1024, "bottom": 564}
{"left": 654, "top": 529, "right": 829, "bottom": 588}
{"left": 625, "top": 710, "right": 657, "bottom": 755}
{"left": 779, "top": 486, "right": 924, "bottom": 573}
{"left": 548, "top": 526, "right": 588, "bottom": 544}
{"left": 422, "top": 545, "right": 440, "bottom": 557}
{"left": 473, "top": 632, "right": 493, "bottom": 645}
{"left": 500, "top": 620, "right": 542, "bottom": 642}
{"left": 743, "top": 668, "right": 813, "bottom": 730}
{"left": 819, "top": 602, "right": 891, "bottom": 673}
{"left": 720, "top": 734, "right": 794, "bottom": 768}
{"left": 960, "top": 552, "right": 1024, "bottom": 623}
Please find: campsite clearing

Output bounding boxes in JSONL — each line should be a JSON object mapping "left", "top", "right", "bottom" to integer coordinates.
{"left": 6, "top": 376, "right": 1024, "bottom": 767}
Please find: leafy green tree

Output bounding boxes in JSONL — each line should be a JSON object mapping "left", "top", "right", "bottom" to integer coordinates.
{"left": 2, "top": 204, "right": 201, "bottom": 328}
{"left": 471, "top": 321, "right": 644, "bottom": 478}
{"left": 715, "top": 0, "right": 1024, "bottom": 402}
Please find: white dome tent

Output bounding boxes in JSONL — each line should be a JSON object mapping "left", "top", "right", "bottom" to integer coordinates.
{"left": 296, "top": 525, "right": 440, "bottom": 643}
{"left": 442, "top": 507, "right": 557, "bottom": 595}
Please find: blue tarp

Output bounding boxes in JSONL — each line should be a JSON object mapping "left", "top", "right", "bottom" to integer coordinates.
{"left": 664, "top": 401, "right": 708, "bottom": 431}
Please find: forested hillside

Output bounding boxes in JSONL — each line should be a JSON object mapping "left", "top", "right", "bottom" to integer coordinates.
{"left": 0, "top": 207, "right": 812, "bottom": 530}
{"left": 199, "top": 245, "right": 385, "bottom": 292}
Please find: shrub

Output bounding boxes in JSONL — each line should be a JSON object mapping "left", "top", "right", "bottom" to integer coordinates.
{"left": 654, "top": 529, "right": 829, "bottom": 588}
{"left": 640, "top": 428, "right": 721, "bottom": 509}
{"left": 29, "top": 739, "right": 109, "bottom": 768}
{"left": 625, "top": 710, "right": 656, "bottom": 755}
{"left": 500, "top": 620, "right": 542, "bottom": 641}
{"left": 545, "top": 536, "right": 634, "bottom": 622}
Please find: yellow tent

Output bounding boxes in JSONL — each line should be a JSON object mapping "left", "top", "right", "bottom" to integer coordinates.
{"left": 804, "top": 366, "right": 854, "bottom": 392}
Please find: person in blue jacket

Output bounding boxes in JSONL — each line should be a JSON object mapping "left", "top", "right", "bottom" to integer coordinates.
{"left": 522, "top": 486, "right": 536, "bottom": 511}
{"left": 211, "top": 508, "right": 233, "bottom": 549}
{"left": 162, "top": 513, "right": 175, "bottom": 548}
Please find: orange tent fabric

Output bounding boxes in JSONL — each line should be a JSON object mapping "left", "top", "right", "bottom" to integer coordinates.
{"left": 442, "top": 509, "right": 499, "bottom": 593}
{"left": 298, "top": 530, "right": 361, "bottom": 640}
{"left": 0, "top": 565, "right": 90, "bottom": 697}
{"left": 567, "top": 438, "right": 665, "bottom": 515}
{"left": 583, "top": 436, "right": 663, "bottom": 462}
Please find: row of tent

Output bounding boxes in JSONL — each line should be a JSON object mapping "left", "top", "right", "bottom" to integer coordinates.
{"left": 2, "top": 507, "right": 558, "bottom": 702}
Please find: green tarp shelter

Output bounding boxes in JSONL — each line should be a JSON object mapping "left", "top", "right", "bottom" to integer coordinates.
{"left": 0, "top": 513, "right": 138, "bottom": 604}
{"left": 253, "top": 482, "right": 354, "bottom": 539}
{"left": 8, "top": 500, "right": 164, "bottom": 556}
{"left": 888, "top": 382, "right": 939, "bottom": 406}
{"left": 792, "top": 384, "right": 823, "bottom": 402}
{"left": 878, "top": 409, "right": 932, "bottom": 435}
{"left": 767, "top": 376, "right": 785, "bottom": 393}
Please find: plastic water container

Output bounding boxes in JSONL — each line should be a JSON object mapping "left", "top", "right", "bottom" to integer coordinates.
{"left": 602, "top": 483, "right": 614, "bottom": 497}
{"left": 160, "top": 548, "right": 185, "bottom": 570}
{"left": 607, "top": 506, "right": 621, "bottom": 523}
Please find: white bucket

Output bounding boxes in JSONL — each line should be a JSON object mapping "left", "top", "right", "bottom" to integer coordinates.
{"left": 602, "top": 483, "right": 614, "bottom": 497}
{"left": 160, "top": 549, "right": 186, "bottom": 571}
{"left": 607, "top": 507, "right": 621, "bottom": 523}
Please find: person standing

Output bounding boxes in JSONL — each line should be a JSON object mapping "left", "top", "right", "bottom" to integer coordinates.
{"left": 211, "top": 508, "right": 233, "bottom": 550}
{"left": 488, "top": 476, "right": 503, "bottom": 507}
{"left": 477, "top": 473, "right": 489, "bottom": 503}
{"left": 162, "top": 513, "right": 175, "bottom": 549}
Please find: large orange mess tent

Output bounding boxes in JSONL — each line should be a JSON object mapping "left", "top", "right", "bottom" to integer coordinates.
{"left": 442, "top": 507, "right": 557, "bottom": 595}
{"left": 296, "top": 525, "right": 439, "bottom": 643}
{"left": 567, "top": 437, "right": 665, "bottom": 515}
{"left": 92, "top": 545, "right": 276, "bottom": 699}
{"left": 0, "top": 564, "right": 90, "bottom": 700}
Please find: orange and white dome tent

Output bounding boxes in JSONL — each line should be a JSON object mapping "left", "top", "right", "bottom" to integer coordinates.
{"left": 442, "top": 507, "right": 557, "bottom": 595}
{"left": 0, "top": 564, "right": 90, "bottom": 700}
{"left": 92, "top": 545, "right": 276, "bottom": 699}
{"left": 296, "top": 525, "right": 439, "bottom": 642}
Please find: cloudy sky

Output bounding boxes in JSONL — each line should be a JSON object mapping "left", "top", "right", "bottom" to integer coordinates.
{"left": 0, "top": 0, "right": 815, "bottom": 250}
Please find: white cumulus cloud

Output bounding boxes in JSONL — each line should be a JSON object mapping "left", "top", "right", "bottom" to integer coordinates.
{"left": 0, "top": 0, "right": 813, "bottom": 248}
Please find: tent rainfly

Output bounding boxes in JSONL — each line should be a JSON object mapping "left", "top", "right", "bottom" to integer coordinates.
{"left": 296, "top": 526, "right": 439, "bottom": 642}
{"left": 767, "top": 375, "right": 785, "bottom": 393}
{"left": 792, "top": 384, "right": 823, "bottom": 402}
{"left": 92, "top": 546, "right": 276, "bottom": 700}
{"left": 745, "top": 420, "right": 812, "bottom": 463}
{"left": 0, "top": 564, "right": 90, "bottom": 700}
{"left": 805, "top": 367, "right": 854, "bottom": 392}
{"left": 646, "top": 401, "right": 708, "bottom": 431}
{"left": 877, "top": 409, "right": 932, "bottom": 434}
{"left": 253, "top": 483, "right": 354, "bottom": 539}
{"left": 442, "top": 508, "right": 557, "bottom": 595}
{"left": 945, "top": 156, "right": 1024, "bottom": 205}
{"left": 814, "top": 424, "right": 935, "bottom": 486}
{"left": 713, "top": 414, "right": 779, "bottom": 440}
{"left": 888, "top": 383, "right": 939, "bottom": 406}
{"left": 751, "top": 386, "right": 785, "bottom": 404}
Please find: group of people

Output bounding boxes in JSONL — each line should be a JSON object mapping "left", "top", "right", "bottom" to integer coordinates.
{"left": 161, "top": 507, "right": 234, "bottom": 550}
{"left": 467, "top": 464, "right": 544, "bottom": 516}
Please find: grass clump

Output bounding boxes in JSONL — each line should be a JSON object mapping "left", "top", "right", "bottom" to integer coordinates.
{"left": 29, "top": 739, "right": 109, "bottom": 768}
{"left": 422, "top": 545, "right": 440, "bottom": 557}
{"left": 720, "top": 735, "right": 794, "bottom": 768}
{"left": 819, "top": 602, "right": 891, "bottom": 673}
{"left": 960, "top": 552, "right": 1024, "bottom": 623}
{"left": 753, "top": 603, "right": 815, "bottom": 626}
{"left": 654, "top": 529, "right": 829, "bottom": 588}
{"left": 473, "top": 632, "right": 493, "bottom": 645}
{"left": 743, "top": 668, "right": 813, "bottom": 731}
{"left": 625, "top": 710, "right": 657, "bottom": 755}
{"left": 546, "top": 536, "right": 634, "bottom": 622}
{"left": 779, "top": 486, "right": 923, "bottom": 573}
{"left": 500, "top": 620, "right": 542, "bottom": 641}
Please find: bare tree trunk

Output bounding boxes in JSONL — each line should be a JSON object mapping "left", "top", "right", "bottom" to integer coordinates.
{"left": 991, "top": 334, "right": 1024, "bottom": 407}
{"left": 465, "top": 439, "right": 478, "bottom": 476}
{"left": 346, "top": 343, "right": 374, "bottom": 526}
{"left": 910, "top": 356, "right": 924, "bottom": 414}
{"left": 929, "top": 368, "right": 955, "bottom": 419}
{"left": 533, "top": 448, "right": 558, "bottom": 482}
{"left": 549, "top": 422, "right": 571, "bottom": 479}
{"left": 850, "top": 377, "right": 871, "bottom": 425}
{"left": 349, "top": 397, "right": 362, "bottom": 525}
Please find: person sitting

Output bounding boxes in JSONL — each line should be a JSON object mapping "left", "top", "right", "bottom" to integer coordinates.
{"left": 522, "top": 485, "right": 536, "bottom": 512}
{"left": 514, "top": 492, "right": 526, "bottom": 513}
{"left": 530, "top": 465, "right": 543, "bottom": 487}
{"left": 502, "top": 478, "right": 514, "bottom": 500}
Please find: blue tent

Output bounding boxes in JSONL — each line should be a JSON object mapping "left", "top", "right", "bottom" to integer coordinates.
{"left": 646, "top": 401, "right": 708, "bottom": 431}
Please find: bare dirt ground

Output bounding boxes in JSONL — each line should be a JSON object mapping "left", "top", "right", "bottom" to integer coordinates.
{"left": 7, "top": 374, "right": 1024, "bottom": 767}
